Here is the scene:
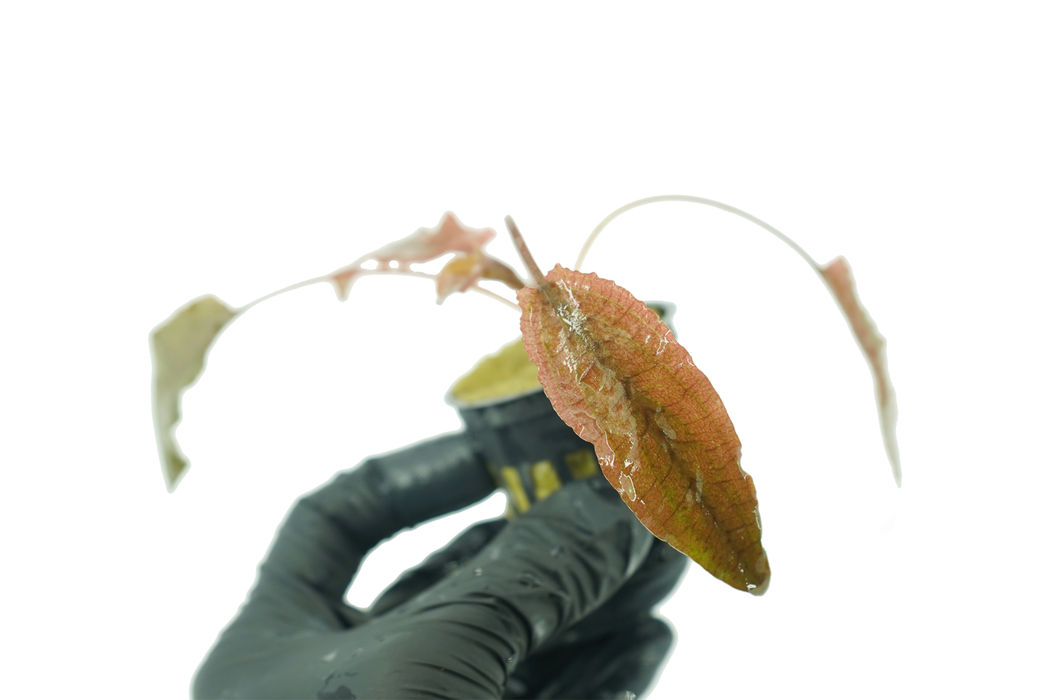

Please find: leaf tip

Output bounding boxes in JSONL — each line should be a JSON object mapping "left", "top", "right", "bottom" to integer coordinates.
{"left": 329, "top": 269, "right": 358, "bottom": 301}
{"left": 159, "top": 447, "right": 188, "bottom": 493}
{"left": 745, "top": 551, "right": 771, "bottom": 596}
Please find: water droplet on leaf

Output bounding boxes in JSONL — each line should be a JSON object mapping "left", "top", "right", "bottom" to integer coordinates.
{"left": 619, "top": 472, "right": 637, "bottom": 501}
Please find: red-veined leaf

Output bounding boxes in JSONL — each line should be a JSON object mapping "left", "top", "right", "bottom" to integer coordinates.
{"left": 517, "top": 262, "right": 770, "bottom": 594}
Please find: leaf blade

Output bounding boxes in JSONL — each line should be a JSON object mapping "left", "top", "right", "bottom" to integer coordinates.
{"left": 150, "top": 295, "right": 236, "bottom": 491}
{"left": 519, "top": 265, "right": 770, "bottom": 594}
{"left": 435, "top": 251, "right": 525, "bottom": 304}
{"left": 819, "top": 256, "right": 901, "bottom": 486}
{"left": 328, "top": 212, "right": 523, "bottom": 302}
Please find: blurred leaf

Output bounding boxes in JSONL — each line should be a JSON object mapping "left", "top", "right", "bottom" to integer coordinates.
{"left": 820, "top": 256, "right": 901, "bottom": 486}
{"left": 518, "top": 265, "right": 770, "bottom": 594}
{"left": 435, "top": 251, "right": 525, "bottom": 304}
{"left": 329, "top": 212, "right": 523, "bottom": 301}
{"left": 150, "top": 295, "right": 236, "bottom": 491}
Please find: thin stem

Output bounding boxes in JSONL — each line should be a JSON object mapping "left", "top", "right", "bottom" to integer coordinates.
{"left": 237, "top": 275, "right": 331, "bottom": 314}
{"left": 345, "top": 269, "right": 521, "bottom": 311}
{"left": 356, "top": 269, "right": 521, "bottom": 311}
{"left": 469, "top": 284, "right": 523, "bottom": 312}
{"left": 236, "top": 267, "right": 520, "bottom": 315}
{"left": 574, "top": 195, "right": 821, "bottom": 272}
{"left": 505, "top": 216, "right": 557, "bottom": 301}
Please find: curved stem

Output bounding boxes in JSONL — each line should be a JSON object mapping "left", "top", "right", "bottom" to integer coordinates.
{"left": 350, "top": 269, "right": 521, "bottom": 311}
{"left": 574, "top": 195, "right": 820, "bottom": 272}
{"left": 236, "top": 267, "right": 520, "bottom": 315}
{"left": 468, "top": 284, "right": 523, "bottom": 311}
{"left": 237, "top": 275, "right": 331, "bottom": 314}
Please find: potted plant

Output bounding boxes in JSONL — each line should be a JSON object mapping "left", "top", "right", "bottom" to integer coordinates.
{"left": 151, "top": 194, "right": 899, "bottom": 595}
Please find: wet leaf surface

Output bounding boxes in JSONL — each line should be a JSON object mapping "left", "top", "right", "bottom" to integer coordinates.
{"left": 518, "top": 265, "right": 770, "bottom": 594}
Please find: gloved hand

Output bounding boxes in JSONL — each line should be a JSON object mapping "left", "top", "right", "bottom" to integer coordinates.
{"left": 192, "top": 431, "right": 688, "bottom": 699}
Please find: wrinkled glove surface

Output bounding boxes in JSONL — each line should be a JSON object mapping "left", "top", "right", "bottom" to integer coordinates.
{"left": 193, "top": 432, "right": 687, "bottom": 699}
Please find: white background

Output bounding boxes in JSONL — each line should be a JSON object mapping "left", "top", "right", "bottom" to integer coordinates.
{"left": 2, "top": 3, "right": 1047, "bottom": 698}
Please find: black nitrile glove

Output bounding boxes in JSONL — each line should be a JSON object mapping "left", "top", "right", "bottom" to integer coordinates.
{"left": 192, "top": 430, "right": 687, "bottom": 699}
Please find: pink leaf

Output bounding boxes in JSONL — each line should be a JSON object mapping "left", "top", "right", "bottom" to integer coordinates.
{"left": 371, "top": 211, "right": 496, "bottom": 264}
{"left": 820, "top": 256, "right": 901, "bottom": 486}
{"left": 518, "top": 265, "right": 770, "bottom": 594}
{"left": 435, "top": 252, "right": 525, "bottom": 304}
{"left": 327, "top": 212, "right": 523, "bottom": 302}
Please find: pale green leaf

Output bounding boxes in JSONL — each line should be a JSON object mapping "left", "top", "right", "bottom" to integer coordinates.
{"left": 150, "top": 295, "right": 237, "bottom": 491}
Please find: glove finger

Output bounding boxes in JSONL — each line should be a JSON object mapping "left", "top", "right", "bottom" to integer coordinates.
{"left": 232, "top": 432, "right": 494, "bottom": 634}
{"left": 504, "top": 615, "right": 675, "bottom": 700}
{"left": 436, "top": 476, "right": 654, "bottom": 652}
{"left": 369, "top": 518, "right": 506, "bottom": 617}
{"left": 332, "top": 478, "right": 652, "bottom": 698}
{"left": 550, "top": 538, "right": 687, "bottom": 651}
